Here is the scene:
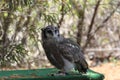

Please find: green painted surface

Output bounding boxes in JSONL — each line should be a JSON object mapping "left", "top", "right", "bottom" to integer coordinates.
{"left": 0, "top": 68, "right": 104, "bottom": 80}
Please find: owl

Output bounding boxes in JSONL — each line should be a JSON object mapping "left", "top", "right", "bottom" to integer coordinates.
{"left": 41, "top": 25, "right": 88, "bottom": 74}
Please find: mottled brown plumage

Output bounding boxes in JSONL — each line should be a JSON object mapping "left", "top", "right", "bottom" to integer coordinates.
{"left": 41, "top": 25, "right": 88, "bottom": 73}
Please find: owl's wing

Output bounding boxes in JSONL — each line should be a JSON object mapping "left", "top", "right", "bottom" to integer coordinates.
{"left": 58, "top": 38, "right": 88, "bottom": 73}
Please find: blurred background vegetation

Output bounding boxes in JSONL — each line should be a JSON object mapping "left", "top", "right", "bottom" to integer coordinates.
{"left": 0, "top": 0, "right": 120, "bottom": 70}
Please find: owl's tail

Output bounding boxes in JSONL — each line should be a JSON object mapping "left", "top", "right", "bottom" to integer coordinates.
{"left": 75, "top": 59, "right": 88, "bottom": 73}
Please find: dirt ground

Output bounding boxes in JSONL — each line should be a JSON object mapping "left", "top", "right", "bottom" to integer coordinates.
{"left": 91, "top": 61, "right": 120, "bottom": 80}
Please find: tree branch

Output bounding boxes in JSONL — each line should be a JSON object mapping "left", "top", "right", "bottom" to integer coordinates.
{"left": 58, "top": 0, "right": 65, "bottom": 28}
{"left": 94, "top": 1, "right": 120, "bottom": 33}
{"left": 83, "top": 0, "right": 101, "bottom": 50}
{"left": 76, "top": 0, "right": 87, "bottom": 46}
{"left": 87, "top": 1, "right": 120, "bottom": 45}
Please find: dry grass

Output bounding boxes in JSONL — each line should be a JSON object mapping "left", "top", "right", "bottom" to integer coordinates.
{"left": 91, "top": 62, "right": 120, "bottom": 80}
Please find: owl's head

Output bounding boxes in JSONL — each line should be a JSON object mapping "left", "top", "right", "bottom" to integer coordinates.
{"left": 41, "top": 25, "right": 60, "bottom": 40}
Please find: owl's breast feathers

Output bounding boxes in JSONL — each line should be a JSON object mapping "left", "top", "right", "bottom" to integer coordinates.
{"left": 42, "top": 39, "right": 64, "bottom": 69}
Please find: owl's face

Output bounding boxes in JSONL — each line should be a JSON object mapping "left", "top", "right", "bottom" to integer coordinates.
{"left": 41, "top": 25, "right": 60, "bottom": 40}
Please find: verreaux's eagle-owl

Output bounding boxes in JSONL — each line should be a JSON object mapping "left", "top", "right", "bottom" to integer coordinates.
{"left": 41, "top": 25, "right": 88, "bottom": 73}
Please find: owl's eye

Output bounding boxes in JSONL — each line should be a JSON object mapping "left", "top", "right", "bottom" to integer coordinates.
{"left": 47, "top": 30, "right": 52, "bottom": 34}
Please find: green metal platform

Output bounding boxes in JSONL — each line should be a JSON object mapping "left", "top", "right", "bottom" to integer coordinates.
{"left": 0, "top": 68, "right": 104, "bottom": 80}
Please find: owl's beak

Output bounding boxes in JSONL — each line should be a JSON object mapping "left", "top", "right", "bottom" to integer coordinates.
{"left": 53, "top": 35, "right": 57, "bottom": 38}
{"left": 53, "top": 33, "right": 58, "bottom": 38}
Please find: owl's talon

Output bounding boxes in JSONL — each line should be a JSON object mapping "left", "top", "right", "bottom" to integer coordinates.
{"left": 51, "top": 71, "right": 68, "bottom": 76}
{"left": 58, "top": 71, "right": 69, "bottom": 75}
